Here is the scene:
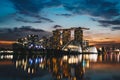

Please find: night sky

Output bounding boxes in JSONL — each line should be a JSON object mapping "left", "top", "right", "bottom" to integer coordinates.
{"left": 0, "top": 0, "right": 120, "bottom": 47}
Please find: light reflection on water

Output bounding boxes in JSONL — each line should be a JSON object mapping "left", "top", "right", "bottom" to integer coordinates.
{"left": 0, "top": 55, "right": 13, "bottom": 59}
{"left": 0, "top": 53, "right": 120, "bottom": 80}
{"left": 14, "top": 55, "right": 45, "bottom": 75}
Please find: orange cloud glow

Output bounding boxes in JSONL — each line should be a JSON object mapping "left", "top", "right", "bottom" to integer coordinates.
{"left": 84, "top": 30, "right": 120, "bottom": 46}
{"left": 0, "top": 40, "right": 16, "bottom": 45}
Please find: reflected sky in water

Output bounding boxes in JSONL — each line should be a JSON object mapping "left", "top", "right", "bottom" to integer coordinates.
{"left": 0, "top": 53, "right": 120, "bottom": 80}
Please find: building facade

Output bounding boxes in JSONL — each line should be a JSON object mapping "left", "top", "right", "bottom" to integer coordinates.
{"left": 52, "top": 27, "right": 84, "bottom": 50}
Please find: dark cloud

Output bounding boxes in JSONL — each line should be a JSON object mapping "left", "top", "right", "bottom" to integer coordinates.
{"left": 98, "top": 20, "right": 120, "bottom": 25}
{"left": 56, "top": 14, "right": 73, "bottom": 17}
{"left": 0, "top": 26, "right": 52, "bottom": 41}
{"left": 91, "top": 17, "right": 120, "bottom": 28}
{"left": 10, "top": 0, "right": 42, "bottom": 13}
{"left": 10, "top": 0, "right": 54, "bottom": 23}
{"left": 0, "top": 28, "right": 13, "bottom": 33}
{"left": 61, "top": 0, "right": 119, "bottom": 18}
{"left": 60, "top": 0, "right": 120, "bottom": 29}
{"left": 7, "top": 0, "right": 120, "bottom": 28}
{"left": 111, "top": 27, "right": 120, "bottom": 30}
{"left": 99, "top": 23, "right": 111, "bottom": 27}
{"left": 39, "top": 17, "right": 54, "bottom": 22}
{"left": 53, "top": 25, "right": 62, "bottom": 28}
{"left": 0, "top": 26, "right": 45, "bottom": 33}
{"left": 44, "top": 0, "right": 61, "bottom": 7}
{"left": 21, "top": 13, "right": 53, "bottom": 23}
{"left": 10, "top": 0, "right": 61, "bottom": 14}
{"left": 19, "top": 26, "right": 45, "bottom": 32}
{"left": 15, "top": 16, "right": 42, "bottom": 23}
{"left": 15, "top": 15, "right": 53, "bottom": 23}
{"left": 91, "top": 18, "right": 97, "bottom": 21}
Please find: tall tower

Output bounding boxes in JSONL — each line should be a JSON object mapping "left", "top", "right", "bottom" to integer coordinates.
{"left": 53, "top": 30, "right": 61, "bottom": 49}
{"left": 62, "top": 29, "right": 71, "bottom": 46}
{"left": 52, "top": 27, "right": 89, "bottom": 50}
{"left": 74, "top": 27, "right": 83, "bottom": 45}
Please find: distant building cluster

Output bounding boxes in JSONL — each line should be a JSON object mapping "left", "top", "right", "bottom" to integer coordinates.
{"left": 12, "top": 27, "right": 100, "bottom": 53}
{"left": 13, "top": 34, "right": 45, "bottom": 50}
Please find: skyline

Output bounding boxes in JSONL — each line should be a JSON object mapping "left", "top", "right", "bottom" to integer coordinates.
{"left": 0, "top": 0, "right": 120, "bottom": 48}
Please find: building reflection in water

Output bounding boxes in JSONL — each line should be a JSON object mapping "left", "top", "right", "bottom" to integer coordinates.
{"left": 12, "top": 52, "right": 120, "bottom": 80}
{"left": 101, "top": 53, "right": 120, "bottom": 62}
{"left": 13, "top": 54, "right": 45, "bottom": 75}
{"left": 0, "top": 55, "right": 13, "bottom": 60}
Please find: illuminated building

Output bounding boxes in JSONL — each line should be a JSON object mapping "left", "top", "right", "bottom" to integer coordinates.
{"left": 53, "top": 30, "right": 61, "bottom": 49}
{"left": 52, "top": 27, "right": 89, "bottom": 50}
{"left": 13, "top": 34, "right": 45, "bottom": 50}
{"left": 74, "top": 27, "right": 83, "bottom": 45}
{"left": 83, "top": 40, "right": 89, "bottom": 48}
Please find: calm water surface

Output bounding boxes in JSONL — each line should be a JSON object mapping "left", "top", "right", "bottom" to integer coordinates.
{"left": 0, "top": 52, "right": 120, "bottom": 80}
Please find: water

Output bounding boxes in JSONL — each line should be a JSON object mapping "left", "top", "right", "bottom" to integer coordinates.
{"left": 0, "top": 52, "right": 120, "bottom": 80}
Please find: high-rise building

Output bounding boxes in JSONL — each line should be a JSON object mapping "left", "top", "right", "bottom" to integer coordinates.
{"left": 53, "top": 30, "right": 61, "bottom": 49}
{"left": 74, "top": 27, "right": 83, "bottom": 45}
{"left": 52, "top": 27, "right": 87, "bottom": 50}
{"left": 62, "top": 29, "right": 71, "bottom": 47}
